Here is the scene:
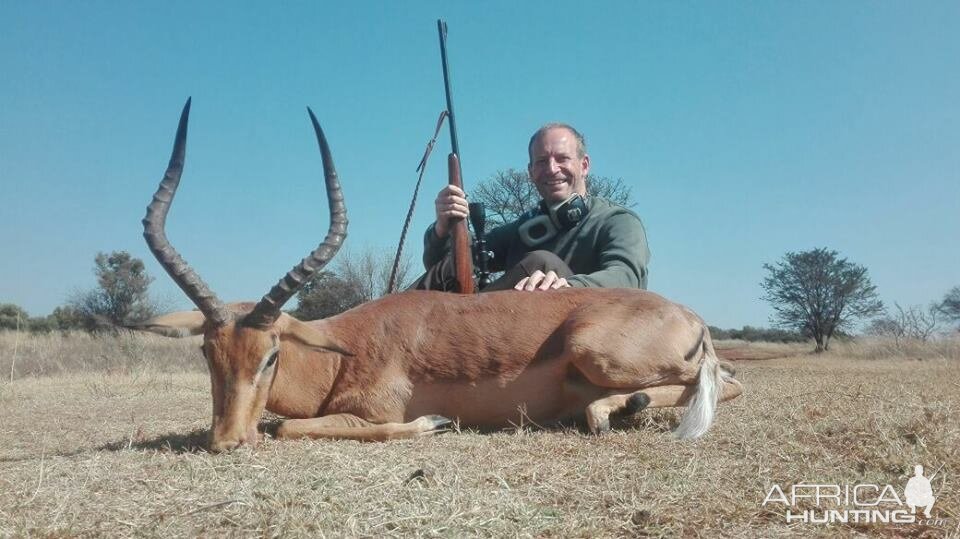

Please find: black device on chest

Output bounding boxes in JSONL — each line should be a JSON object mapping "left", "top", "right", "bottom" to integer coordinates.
{"left": 517, "top": 193, "right": 589, "bottom": 247}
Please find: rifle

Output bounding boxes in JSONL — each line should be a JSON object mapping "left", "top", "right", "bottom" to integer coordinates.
{"left": 437, "top": 19, "right": 492, "bottom": 292}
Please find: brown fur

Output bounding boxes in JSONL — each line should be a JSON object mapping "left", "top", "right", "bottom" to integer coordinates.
{"left": 143, "top": 288, "right": 743, "bottom": 451}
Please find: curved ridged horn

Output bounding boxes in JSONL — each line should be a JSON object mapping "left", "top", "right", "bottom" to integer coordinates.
{"left": 244, "top": 108, "right": 348, "bottom": 328}
{"left": 143, "top": 98, "right": 232, "bottom": 326}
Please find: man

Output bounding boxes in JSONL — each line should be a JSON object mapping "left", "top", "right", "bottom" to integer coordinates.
{"left": 413, "top": 123, "right": 649, "bottom": 292}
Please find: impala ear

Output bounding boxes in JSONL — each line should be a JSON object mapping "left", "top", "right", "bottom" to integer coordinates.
{"left": 129, "top": 311, "right": 206, "bottom": 337}
{"left": 280, "top": 315, "right": 353, "bottom": 356}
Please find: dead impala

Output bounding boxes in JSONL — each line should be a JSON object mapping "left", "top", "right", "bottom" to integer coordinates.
{"left": 138, "top": 99, "right": 743, "bottom": 452}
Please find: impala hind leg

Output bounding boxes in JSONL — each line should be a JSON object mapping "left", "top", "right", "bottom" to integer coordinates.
{"left": 584, "top": 377, "right": 743, "bottom": 435}
{"left": 585, "top": 391, "right": 652, "bottom": 434}
{"left": 580, "top": 355, "right": 742, "bottom": 438}
{"left": 276, "top": 413, "right": 451, "bottom": 442}
{"left": 637, "top": 379, "right": 743, "bottom": 407}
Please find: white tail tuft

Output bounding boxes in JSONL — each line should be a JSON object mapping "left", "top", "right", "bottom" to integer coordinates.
{"left": 673, "top": 354, "right": 722, "bottom": 439}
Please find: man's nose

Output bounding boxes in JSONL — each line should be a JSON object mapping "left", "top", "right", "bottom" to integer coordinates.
{"left": 548, "top": 158, "right": 561, "bottom": 174}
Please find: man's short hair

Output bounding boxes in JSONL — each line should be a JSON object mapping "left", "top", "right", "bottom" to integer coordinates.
{"left": 528, "top": 123, "right": 587, "bottom": 162}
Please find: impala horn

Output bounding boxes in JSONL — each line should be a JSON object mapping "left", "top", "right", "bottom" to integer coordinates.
{"left": 244, "top": 107, "right": 348, "bottom": 329}
{"left": 143, "top": 98, "right": 232, "bottom": 326}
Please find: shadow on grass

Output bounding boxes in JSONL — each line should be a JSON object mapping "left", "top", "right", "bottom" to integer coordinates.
{"left": 98, "top": 428, "right": 210, "bottom": 453}
{"left": 97, "top": 419, "right": 284, "bottom": 454}
{"left": 454, "top": 410, "right": 677, "bottom": 436}
{"left": 89, "top": 413, "right": 675, "bottom": 455}
{"left": 612, "top": 409, "right": 678, "bottom": 434}
{"left": 1, "top": 429, "right": 212, "bottom": 462}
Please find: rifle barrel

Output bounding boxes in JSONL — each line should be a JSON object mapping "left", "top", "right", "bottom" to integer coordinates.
{"left": 437, "top": 19, "right": 460, "bottom": 159}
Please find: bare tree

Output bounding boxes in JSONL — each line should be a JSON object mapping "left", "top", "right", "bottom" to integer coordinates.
{"left": 867, "top": 303, "right": 942, "bottom": 345}
{"left": 586, "top": 176, "right": 633, "bottom": 206}
{"left": 938, "top": 286, "right": 960, "bottom": 330}
{"left": 337, "top": 248, "right": 412, "bottom": 302}
{"left": 865, "top": 317, "right": 904, "bottom": 344}
{"left": 761, "top": 248, "right": 884, "bottom": 352}
{"left": 471, "top": 169, "right": 634, "bottom": 227}
{"left": 292, "top": 247, "right": 412, "bottom": 321}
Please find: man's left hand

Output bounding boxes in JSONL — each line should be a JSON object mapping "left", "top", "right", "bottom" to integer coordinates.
{"left": 515, "top": 270, "right": 570, "bottom": 291}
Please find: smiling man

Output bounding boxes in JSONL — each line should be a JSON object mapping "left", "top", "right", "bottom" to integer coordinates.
{"left": 413, "top": 123, "right": 650, "bottom": 292}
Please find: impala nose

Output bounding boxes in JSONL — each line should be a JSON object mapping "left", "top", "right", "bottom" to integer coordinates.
{"left": 209, "top": 438, "right": 241, "bottom": 453}
{"left": 209, "top": 427, "right": 261, "bottom": 453}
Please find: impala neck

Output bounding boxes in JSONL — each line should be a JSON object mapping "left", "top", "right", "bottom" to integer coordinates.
{"left": 267, "top": 326, "right": 344, "bottom": 418}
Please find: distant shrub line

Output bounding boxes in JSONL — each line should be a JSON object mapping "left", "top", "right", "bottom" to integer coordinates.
{"left": 708, "top": 325, "right": 806, "bottom": 343}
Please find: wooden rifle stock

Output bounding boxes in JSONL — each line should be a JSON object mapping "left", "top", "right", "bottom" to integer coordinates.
{"left": 447, "top": 152, "right": 474, "bottom": 294}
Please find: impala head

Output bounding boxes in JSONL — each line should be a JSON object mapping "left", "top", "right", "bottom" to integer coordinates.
{"left": 137, "top": 99, "right": 348, "bottom": 452}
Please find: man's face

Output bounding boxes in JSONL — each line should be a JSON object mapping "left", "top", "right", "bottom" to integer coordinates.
{"left": 528, "top": 127, "right": 590, "bottom": 204}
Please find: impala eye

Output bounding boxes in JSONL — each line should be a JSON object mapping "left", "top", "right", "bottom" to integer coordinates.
{"left": 264, "top": 351, "right": 278, "bottom": 369}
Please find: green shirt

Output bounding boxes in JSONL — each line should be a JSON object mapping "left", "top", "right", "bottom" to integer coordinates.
{"left": 424, "top": 197, "right": 650, "bottom": 289}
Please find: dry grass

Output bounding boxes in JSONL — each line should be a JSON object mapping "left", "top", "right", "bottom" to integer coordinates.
{"left": 825, "top": 335, "right": 960, "bottom": 362}
{"left": 714, "top": 336, "right": 960, "bottom": 363}
{"left": 1, "top": 332, "right": 958, "bottom": 537}
{"left": 713, "top": 338, "right": 809, "bottom": 360}
{"left": 0, "top": 330, "right": 203, "bottom": 380}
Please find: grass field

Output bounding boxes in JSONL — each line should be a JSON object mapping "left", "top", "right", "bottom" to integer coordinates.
{"left": 1, "top": 332, "right": 958, "bottom": 537}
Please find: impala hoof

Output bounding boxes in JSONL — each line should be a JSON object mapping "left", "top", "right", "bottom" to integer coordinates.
{"left": 589, "top": 418, "right": 611, "bottom": 435}
{"left": 425, "top": 415, "right": 452, "bottom": 429}
{"left": 415, "top": 415, "right": 453, "bottom": 435}
{"left": 625, "top": 392, "right": 651, "bottom": 414}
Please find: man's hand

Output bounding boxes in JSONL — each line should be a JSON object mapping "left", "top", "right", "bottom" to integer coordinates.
{"left": 514, "top": 270, "right": 570, "bottom": 291}
{"left": 433, "top": 185, "right": 468, "bottom": 239}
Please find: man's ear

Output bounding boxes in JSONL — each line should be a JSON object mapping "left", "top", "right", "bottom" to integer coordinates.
{"left": 279, "top": 315, "right": 353, "bottom": 356}
{"left": 581, "top": 153, "right": 590, "bottom": 176}
{"left": 128, "top": 311, "right": 206, "bottom": 338}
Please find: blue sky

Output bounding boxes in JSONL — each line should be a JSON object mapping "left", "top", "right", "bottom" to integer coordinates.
{"left": 1, "top": 2, "right": 957, "bottom": 329}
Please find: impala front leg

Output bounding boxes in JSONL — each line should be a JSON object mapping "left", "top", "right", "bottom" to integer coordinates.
{"left": 276, "top": 413, "right": 452, "bottom": 442}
